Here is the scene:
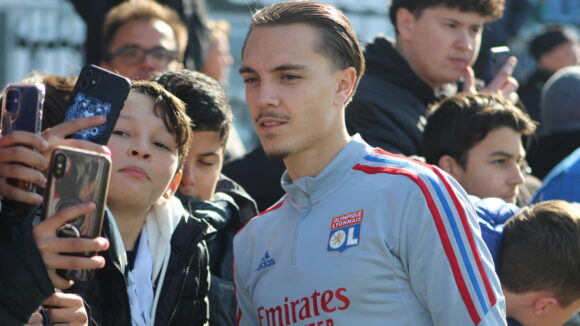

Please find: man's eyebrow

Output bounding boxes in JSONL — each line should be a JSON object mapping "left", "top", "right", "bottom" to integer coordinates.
{"left": 489, "top": 151, "right": 514, "bottom": 158}
{"left": 239, "top": 64, "right": 309, "bottom": 74}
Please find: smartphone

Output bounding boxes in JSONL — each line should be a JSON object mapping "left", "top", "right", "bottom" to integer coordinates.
{"left": 43, "top": 146, "right": 111, "bottom": 282}
{"left": 64, "top": 64, "right": 130, "bottom": 145}
{"left": 1, "top": 83, "right": 45, "bottom": 192}
{"left": 485, "top": 46, "right": 512, "bottom": 85}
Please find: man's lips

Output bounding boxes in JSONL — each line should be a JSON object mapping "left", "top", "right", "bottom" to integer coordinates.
{"left": 120, "top": 166, "right": 149, "bottom": 179}
{"left": 256, "top": 118, "right": 288, "bottom": 131}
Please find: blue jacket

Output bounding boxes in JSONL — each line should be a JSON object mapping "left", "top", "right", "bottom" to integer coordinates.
{"left": 531, "top": 148, "right": 580, "bottom": 204}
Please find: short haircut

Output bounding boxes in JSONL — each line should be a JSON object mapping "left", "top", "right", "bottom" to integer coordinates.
{"left": 130, "top": 80, "right": 192, "bottom": 170}
{"left": 103, "top": 0, "right": 188, "bottom": 61}
{"left": 242, "top": 1, "right": 365, "bottom": 104}
{"left": 153, "top": 70, "right": 232, "bottom": 147}
{"left": 422, "top": 93, "right": 536, "bottom": 167}
{"left": 500, "top": 200, "right": 580, "bottom": 307}
{"left": 389, "top": 0, "right": 505, "bottom": 33}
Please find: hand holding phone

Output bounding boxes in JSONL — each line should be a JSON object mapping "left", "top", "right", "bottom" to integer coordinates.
{"left": 42, "top": 146, "right": 111, "bottom": 282}
{"left": 481, "top": 46, "right": 519, "bottom": 103}
{"left": 1, "top": 83, "right": 46, "bottom": 194}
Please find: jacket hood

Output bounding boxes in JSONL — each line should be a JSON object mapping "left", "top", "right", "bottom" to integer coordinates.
{"left": 364, "top": 36, "right": 455, "bottom": 103}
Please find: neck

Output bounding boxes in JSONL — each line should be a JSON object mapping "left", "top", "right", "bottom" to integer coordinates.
{"left": 394, "top": 39, "right": 440, "bottom": 90}
{"left": 109, "top": 205, "right": 149, "bottom": 251}
{"left": 284, "top": 126, "right": 350, "bottom": 181}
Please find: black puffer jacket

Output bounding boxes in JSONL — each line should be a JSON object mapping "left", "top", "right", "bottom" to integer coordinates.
{"left": 0, "top": 217, "right": 54, "bottom": 326}
{"left": 69, "top": 211, "right": 214, "bottom": 326}
{"left": 346, "top": 37, "right": 453, "bottom": 156}
{"left": 178, "top": 174, "right": 258, "bottom": 326}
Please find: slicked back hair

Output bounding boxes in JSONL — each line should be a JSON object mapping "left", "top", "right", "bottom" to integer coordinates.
{"left": 242, "top": 1, "right": 365, "bottom": 105}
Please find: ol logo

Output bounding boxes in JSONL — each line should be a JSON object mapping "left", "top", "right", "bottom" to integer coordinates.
{"left": 327, "top": 210, "right": 364, "bottom": 253}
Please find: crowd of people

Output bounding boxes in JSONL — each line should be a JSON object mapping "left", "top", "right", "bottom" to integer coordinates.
{"left": 0, "top": 0, "right": 579, "bottom": 326}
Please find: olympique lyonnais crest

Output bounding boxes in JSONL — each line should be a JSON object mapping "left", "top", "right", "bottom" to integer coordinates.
{"left": 327, "top": 210, "right": 364, "bottom": 253}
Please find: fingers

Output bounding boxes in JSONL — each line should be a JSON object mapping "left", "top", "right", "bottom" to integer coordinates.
{"left": 0, "top": 143, "right": 48, "bottom": 170}
{"left": 0, "top": 131, "right": 48, "bottom": 152}
{"left": 0, "top": 161, "right": 46, "bottom": 185}
{"left": 484, "top": 56, "right": 517, "bottom": 92}
{"left": 24, "top": 308, "right": 43, "bottom": 326}
{"left": 44, "top": 292, "right": 88, "bottom": 326}
{"left": 36, "top": 236, "right": 109, "bottom": 254}
{"left": 35, "top": 202, "right": 96, "bottom": 232}
{"left": 49, "top": 272, "right": 74, "bottom": 290}
{"left": 461, "top": 66, "right": 476, "bottom": 94}
{"left": 52, "top": 139, "right": 111, "bottom": 156}
{"left": 43, "top": 116, "right": 105, "bottom": 139}
{"left": 0, "top": 182, "right": 43, "bottom": 204}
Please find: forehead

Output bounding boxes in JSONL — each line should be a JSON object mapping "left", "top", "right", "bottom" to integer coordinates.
{"left": 470, "top": 127, "right": 524, "bottom": 156}
{"left": 242, "top": 23, "right": 328, "bottom": 69}
{"left": 418, "top": 6, "right": 486, "bottom": 25}
{"left": 190, "top": 131, "right": 224, "bottom": 152}
{"left": 110, "top": 18, "right": 177, "bottom": 50}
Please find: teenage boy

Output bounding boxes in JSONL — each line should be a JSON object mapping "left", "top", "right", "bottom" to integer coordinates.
{"left": 422, "top": 93, "right": 536, "bottom": 204}
{"left": 346, "top": 0, "right": 518, "bottom": 156}
{"left": 499, "top": 200, "right": 580, "bottom": 326}
{"left": 234, "top": 2, "right": 504, "bottom": 325}
{"left": 154, "top": 69, "right": 258, "bottom": 326}
{"left": 99, "top": 0, "right": 187, "bottom": 80}
{"left": 69, "top": 81, "right": 213, "bottom": 326}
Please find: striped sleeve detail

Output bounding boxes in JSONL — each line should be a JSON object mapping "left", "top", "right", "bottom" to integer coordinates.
{"left": 352, "top": 148, "right": 498, "bottom": 324}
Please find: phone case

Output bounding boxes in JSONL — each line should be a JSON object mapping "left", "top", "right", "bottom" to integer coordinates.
{"left": 43, "top": 146, "right": 111, "bottom": 282}
{"left": 1, "top": 83, "right": 45, "bottom": 192}
{"left": 65, "top": 64, "right": 130, "bottom": 145}
{"left": 485, "top": 46, "right": 511, "bottom": 85}
{"left": 1, "top": 83, "right": 45, "bottom": 136}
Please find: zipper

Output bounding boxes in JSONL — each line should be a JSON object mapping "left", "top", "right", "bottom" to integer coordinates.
{"left": 165, "top": 220, "right": 208, "bottom": 325}
{"left": 290, "top": 182, "right": 313, "bottom": 266}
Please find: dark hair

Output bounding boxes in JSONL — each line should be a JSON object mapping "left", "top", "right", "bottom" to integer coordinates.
{"left": 153, "top": 70, "right": 232, "bottom": 147}
{"left": 500, "top": 200, "right": 580, "bottom": 307}
{"left": 130, "top": 80, "right": 192, "bottom": 170}
{"left": 389, "top": 0, "right": 505, "bottom": 34}
{"left": 103, "top": 0, "right": 188, "bottom": 61}
{"left": 422, "top": 93, "right": 536, "bottom": 167}
{"left": 242, "top": 1, "right": 365, "bottom": 104}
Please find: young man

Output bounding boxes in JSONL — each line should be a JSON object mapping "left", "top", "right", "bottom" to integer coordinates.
{"left": 499, "top": 200, "right": 580, "bottom": 326}
{"left": 154, "top": 69, "right": 258, "bottom": 326}
{"left": 234, "top": 2, "right": 504, "bottom": 325}
{"left": 422, "top": 93, "right": 536, "bottom": 204}
{"left": 69, "top": 81, "right": 213, "bottom": 326}
{"left": 99, "top": 0, "right": 187, "bottom": 80}
{"left": 346, "top": 0, "right": 517, "bottom": 156}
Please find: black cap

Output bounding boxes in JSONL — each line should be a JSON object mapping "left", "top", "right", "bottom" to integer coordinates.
{"left": 529, "top": 25, "right": 578, "bottom": 60}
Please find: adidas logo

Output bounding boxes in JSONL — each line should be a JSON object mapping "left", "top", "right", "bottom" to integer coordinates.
{"left": 256, "top": 251, "right": 276, "bottom": 271}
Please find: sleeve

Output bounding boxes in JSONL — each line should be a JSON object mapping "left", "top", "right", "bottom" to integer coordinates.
{"left": 399, "top": 169, "right": 506, "bottom": 326}
{"left": 0, "top": 222, "right": 54, "bottom": 326}
{"left": 233, "top": 231, "right": 259, "bottom": 326}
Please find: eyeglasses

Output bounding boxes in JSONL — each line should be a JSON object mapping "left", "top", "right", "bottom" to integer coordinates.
{"left": 107, "top": 44, "right": 177, "bottom": 67}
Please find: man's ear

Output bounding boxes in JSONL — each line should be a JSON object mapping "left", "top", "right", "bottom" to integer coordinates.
{"left": 532, "top": 295, "right": 559, "bottom": 316}
{"left": 334, "top": 66, "right": 357, "bottom": 107}
{"left": 438, "top": 155, "right": 461, "bottom": 177}
{"left": 396, "top": 8, "right": 416, "bottom": 41}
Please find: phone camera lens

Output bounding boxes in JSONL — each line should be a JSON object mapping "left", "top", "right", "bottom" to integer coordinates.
{"left": 54, "top": 154, "right": 67, "bottom": 178}
{"left": 83, "top": 69, "right": 94, "bottom": 79}
{"left": 79, "top": 79, "right": 90, "bottom": 89}
{"left": 5, "top": 90, "right": 19, "bottom": 112}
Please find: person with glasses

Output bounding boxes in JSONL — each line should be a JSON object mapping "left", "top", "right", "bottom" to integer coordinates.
{"left": 100, "top": 0, "right": 187, "bottom": 80}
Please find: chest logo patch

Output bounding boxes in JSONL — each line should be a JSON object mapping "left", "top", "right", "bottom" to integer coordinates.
{"left": 327, "top": 209, "right": 364, "bottom": 253}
